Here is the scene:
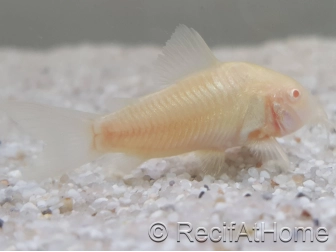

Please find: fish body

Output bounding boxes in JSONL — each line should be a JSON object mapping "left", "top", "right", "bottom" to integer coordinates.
{"left": 95, "top": 63, "right": 244, "bottom": 157}
{"left": 95, "top": 63, "right": 272, "bottom": 156}
{"left": 2, "top": 25, "right": 332, "bottom": 180}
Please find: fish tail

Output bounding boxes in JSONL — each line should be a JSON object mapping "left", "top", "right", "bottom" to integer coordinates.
{"left": 1, "top": 101, "right": 103, "bottom": 181}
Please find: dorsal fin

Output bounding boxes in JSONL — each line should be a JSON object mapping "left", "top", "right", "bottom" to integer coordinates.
{"left": 153, "top": 24, "right": 220, "bottom": 85}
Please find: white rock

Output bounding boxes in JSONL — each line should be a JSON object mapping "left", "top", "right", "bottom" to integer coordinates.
{"left": 252, "top": 183, "right": 263, "bottom": 191}
{"left": 180, "top": 179, "right": 191, "bottom": 190}
{"left": 273, "top": 174, "right": 289, "bottom": 185}
{"left": 275, "top": 211, "right": 286, "bottom": 221}
{"left": 36, "top": 200, "right": 47, "bottom": 209}
{"left": 298, "top": 196, "right": 311, "bottom": 205}
{"left": 150, "top": 210, "right": 164, "bottom": 219}
{"left": 106, "top": 201, "right": 119, "bottom": 210}
{"left": 248, "top": 177, "right": 256, "bottom": 184}
{"left": 260, "top": 170, "right": 270, "bottom": 179}
{"left": 248, "top": 167, "right": 259, "bottom": 178}
{"left": 119, "top": 197, "right": 131, "bottom": 205}
{"left": 175, "top": 194, "right": 184, "bottom": 201}
{"left": 21, "top": 186, "right": 46, "bottom": 199}
{"left": 2, "top": 144, "right": 19, "bottom": 158}
{"left": 67, "top": 189, "right": 81, "bottom": 200}
{"left": 286, "top": 180, "right": 296, "bottom": 188}
{"left": 168, "top": 212, "right": 179, "bottom": 222}
{"left": 315, "top": 160, "right": 325, "bottom": 166}
{"left": 155, "top": 197, "right": 168, "bottom": 207}
{"left": 8, "top": 170, "right": 22, "bottom": 178}
{"left": 214, "top": 202, "right": 226, "bottom": 211}
{"left": 303, "top": 180, "right": 316, "bottom": 189}
{"left": 47, "top": 196, "right": 60, "bottom": 207}
{"left": 20, "top": 202, "right": 39, "bottom": 213}
{"left": 112, "top": 185, "right": 126, "bottom": 195}
{"left": 91, "top": 198, "right": 108, "bottom": 209}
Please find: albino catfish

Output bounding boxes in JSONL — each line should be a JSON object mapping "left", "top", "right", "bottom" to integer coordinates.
{"left": 2, "top": 25, "right": 333, "bottom": 180}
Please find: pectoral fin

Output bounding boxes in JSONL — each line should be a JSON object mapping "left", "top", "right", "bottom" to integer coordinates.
{"left": 246, "top": 137, "right": 289, "bottom": 169}
{"left": 195, "top": 150, "right": 227, "bottom": 176}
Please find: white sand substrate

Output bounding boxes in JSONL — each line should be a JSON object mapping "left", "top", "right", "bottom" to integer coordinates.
{"left": 0, "top": 38, "right": 336, "bottom": 250}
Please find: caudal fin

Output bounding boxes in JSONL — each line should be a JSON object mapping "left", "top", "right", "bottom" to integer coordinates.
{"left": 2, "top": 102, "right": 103, "bottom": 181}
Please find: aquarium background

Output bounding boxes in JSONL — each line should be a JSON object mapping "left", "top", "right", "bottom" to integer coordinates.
{"left": 0, "top": 0, "right": 336, "bottom": 48}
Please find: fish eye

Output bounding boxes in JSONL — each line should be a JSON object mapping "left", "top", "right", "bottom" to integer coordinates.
{"left": 289, "top": 89, "right": 300, "bottom": 101}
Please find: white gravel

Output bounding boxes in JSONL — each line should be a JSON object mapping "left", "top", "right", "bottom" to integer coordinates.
{"left": 0, "top": 38, "right": 336, "bottom": 250}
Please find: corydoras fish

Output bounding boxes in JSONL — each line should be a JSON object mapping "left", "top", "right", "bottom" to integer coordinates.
{"left": 2, "top": 25, "right": 332, "bottom": 180}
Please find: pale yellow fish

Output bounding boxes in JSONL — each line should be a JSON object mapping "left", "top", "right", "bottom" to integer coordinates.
{"left": 2, "top": 25, "right": 333, "bottom": 180}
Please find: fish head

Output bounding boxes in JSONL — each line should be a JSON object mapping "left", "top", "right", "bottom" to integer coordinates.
{"left": 266, "top": 78, "right": 329, "bottom": 137}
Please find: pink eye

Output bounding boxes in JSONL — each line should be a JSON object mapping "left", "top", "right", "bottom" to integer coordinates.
{"left": 290, "top": 89, "right": 300, "bottom": 100}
